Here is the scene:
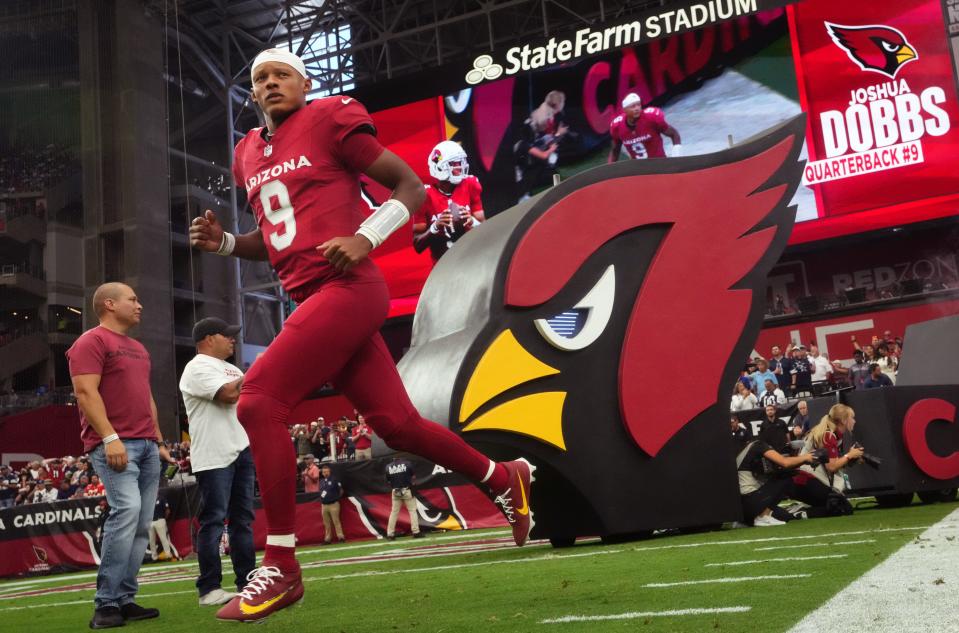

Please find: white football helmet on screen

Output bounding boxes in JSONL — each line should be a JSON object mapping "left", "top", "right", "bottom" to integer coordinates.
{"left": 428, "top": 141, "right": 469, "bottom": 185}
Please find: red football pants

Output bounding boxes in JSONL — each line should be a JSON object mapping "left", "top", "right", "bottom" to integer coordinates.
{"left": 237, "top": 273, "right": 497, "bottom": 536}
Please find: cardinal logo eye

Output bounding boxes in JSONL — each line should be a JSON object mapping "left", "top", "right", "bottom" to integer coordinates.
{"left": 535, "top": 265, "right": 616, "bottom": 351}
{"left": 880, "top": 40, "right": 899, "bottom": 53}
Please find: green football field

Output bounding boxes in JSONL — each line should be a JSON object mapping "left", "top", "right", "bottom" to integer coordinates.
{"left": 2, "top": 497, "right": 957, "bottom": 632}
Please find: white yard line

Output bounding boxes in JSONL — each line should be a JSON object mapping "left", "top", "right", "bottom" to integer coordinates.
{"left": 0, "top": 589, "right": 196, "bottom": 612}
{"left": 644, "top": 574, "right": 811, "bottom": 588}
{"left": 306, "top": 548, "right": 624, "bottom": 583}
{"left": 705, "top": 554, "right": 846, "bottom": 567}
{"left": 754, "top": 539, "right": 875, "bottom": 552}
{"left": 632, "top": 526, "right": 925, "bottom": 553}
{"left": 540, "top": 606, "right": 752, "bottom": 624}
{"left": 786, "top": 509, "right": 959, "bottom": 633}
{"left": 0, "top": 528, "right": 515, "bottom": 592}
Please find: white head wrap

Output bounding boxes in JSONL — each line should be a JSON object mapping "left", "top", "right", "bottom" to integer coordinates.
{"left": 621, "top": 93, "right": 642, "bottom": 108}
{"left": 251, "top": 48, "right": 308, "bottom": 82}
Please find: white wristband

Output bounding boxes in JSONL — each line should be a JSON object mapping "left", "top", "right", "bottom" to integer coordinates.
{"left": 671, "top": 144, "right": 683, "bottom": 157}
{"left": 216, "top": 231, "right": 236, "bottom": 256}
{"left": 102, "top": 433, "right": 119, "bottom": 445}
{"left": 356, "top": 199, "right": 410, "bottom": 249}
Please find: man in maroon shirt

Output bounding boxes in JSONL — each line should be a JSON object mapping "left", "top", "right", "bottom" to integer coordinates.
{"left": 67, "top": 282, "right": 173, "bottom": 629}
{"left": 190, "top": 49, "right": 533, "bottom": 622}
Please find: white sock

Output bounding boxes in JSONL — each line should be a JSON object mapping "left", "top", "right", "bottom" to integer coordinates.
{"left": 480, "top": 460, "right": 496, "bottom": 483}
{"left": 266, "top": 534, "right": 295, "bottom": 548}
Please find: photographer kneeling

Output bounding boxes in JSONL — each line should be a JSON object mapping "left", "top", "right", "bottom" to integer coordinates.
{"left": 791, "top": 404, "right": 864, "bottom": 517}
{"left": 737, "top": 438, "right": 817, "bottom": 526}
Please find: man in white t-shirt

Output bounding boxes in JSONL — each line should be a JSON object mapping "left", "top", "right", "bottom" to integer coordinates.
{"left": 179, "top": 318, "right": 255, "bottom": 607}
{"left": 808, "top": 344, "right": 832, "bottom": 386}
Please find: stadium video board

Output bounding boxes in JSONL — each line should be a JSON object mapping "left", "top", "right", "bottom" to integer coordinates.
{"left": 351, "top": 0, "right": 959, "bottom": 310}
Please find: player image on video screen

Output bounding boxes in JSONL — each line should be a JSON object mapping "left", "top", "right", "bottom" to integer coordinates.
{"left": 412, "top": 141, "right": 485, "bottom": 264}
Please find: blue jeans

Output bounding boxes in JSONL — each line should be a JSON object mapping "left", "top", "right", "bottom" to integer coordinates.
{"left": 89, "top": 439, "right": 160, "bottom": 609}
{"left": 195, "top": 447, "right": 256, "bottom": 595}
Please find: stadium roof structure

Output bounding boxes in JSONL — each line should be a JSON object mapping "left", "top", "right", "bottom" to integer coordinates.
{"left": 164, "top": 0, "right": 669, "bottom": 97}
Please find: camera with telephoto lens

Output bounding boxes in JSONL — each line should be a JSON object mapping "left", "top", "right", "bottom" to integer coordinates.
{"left": 852, "top": 442, "right": 881, "bottom": 469}
{"left": 811, "top": 448, "right": 831, "bottom": 467}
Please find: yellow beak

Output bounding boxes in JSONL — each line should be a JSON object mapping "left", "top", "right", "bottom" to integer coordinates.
{"left": 458, "top": 329, "right": 568, "bottom": 450}
{"left": 897, "top": 45, "right": 916, "bottom": 65}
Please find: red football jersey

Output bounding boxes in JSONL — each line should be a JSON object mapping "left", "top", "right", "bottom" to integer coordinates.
{"left": 233, "top": 97, "right": 379, "bottom": 296}
{"left": 609, "top": 107, "right": 669, "bottom": 159}
{"left": 414, "top": 176, "right": 483, "bottom": 225}
{"left": 413, "top": 176, "right": 483, "bottom": 261}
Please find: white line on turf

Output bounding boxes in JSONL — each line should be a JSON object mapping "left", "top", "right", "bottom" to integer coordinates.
{"left": 0, "top": 589, "right": 196, "bottom": 612}
{"left": 0, "top": 529, "right": 517, "bottom": 592}
{"left": 786, "top": 508, "right": 959, "bottom": 633}
{"left": 644, "top": 574, "right": 811, "bottom": 587}
{"left": 0, "top": 524, "right": 936, "bottom": 604}
{"left": 632, "top": 526, "right": 926, "bottom": 553}
{"left": 540, "top": 606, "right": 752, "bottom": 623}
{"left": 0, "top": 541, "right": 548, "bottom": 601}
{"left": 705, "top": 554, "right": 846, "bottom": 567}
{"left": 0, "top": 549, "right": 626, "bottom": 611}
{"left": 305, "top": 549, "right": 624, "bottom": 583}
{"left": 754, "top": 539, "right": 875, "bottom": 552}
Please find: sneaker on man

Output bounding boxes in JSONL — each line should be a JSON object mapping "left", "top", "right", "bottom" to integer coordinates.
{"left": 198, "top": 587, "right": 235, "bottom": 606}
{"left": 120, "top": 603, "right": 159, "bottom": 621}
{"left": 493, "top": 458, "right": 536, "bottom": 546}
{"left": 753, "top": 514, "right": 786, "bottom": 527}
{"left": 89, "top": 606, "right": 124, "bottom": 629}
{"left": 215, "top": 566, "right": 304, "bottom": 622}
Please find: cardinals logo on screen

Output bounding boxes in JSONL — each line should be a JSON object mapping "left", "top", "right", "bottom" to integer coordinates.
{"left": 826, "top": 22, "right": 918, "bottom": 79}
{"left": 399, "top": 117, "right": 806, "bottom": 539}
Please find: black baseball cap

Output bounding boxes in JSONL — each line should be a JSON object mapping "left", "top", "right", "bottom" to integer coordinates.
{"left": 193, "top": 317, "right": 241, "bottom": 342}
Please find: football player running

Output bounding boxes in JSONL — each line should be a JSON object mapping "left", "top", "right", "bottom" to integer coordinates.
{"left": 412, "top": 141, "right": 485, "bottom": 263}
{"left": 189, "top": 49, "right": 534, "bottom": 623}
{"left": 608, "top": 92, "right": 682, "bottom": 161}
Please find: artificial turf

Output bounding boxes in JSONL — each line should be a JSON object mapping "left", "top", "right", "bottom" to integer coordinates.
{"left": 1, "top": 498, "right": 955, "bottom": 632}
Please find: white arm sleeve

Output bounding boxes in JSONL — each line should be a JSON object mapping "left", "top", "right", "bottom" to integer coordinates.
{"left": 355, "top": 199, "right": 410, "bottom": 249}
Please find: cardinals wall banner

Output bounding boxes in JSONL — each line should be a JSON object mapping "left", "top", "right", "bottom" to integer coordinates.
{"left": 789, "top": 0, "right": 959, "bottom": 216}
{"left": 0, "top": 457, "right": 505, "bottom": 579}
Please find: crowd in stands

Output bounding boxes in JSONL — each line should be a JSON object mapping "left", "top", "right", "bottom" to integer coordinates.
{"left": 0, "top": 386, "right": 75, "bottom": 414}
{"left": 0, "top": 457, "right": 105, "bottom": 508}
{"left": 0, "top": 411, "right": 378, "bottom": 511}
{"left": 291, "top": 413, "right": 375, "bottom": 492}
{"left": 0, "top": 144, "right": 74, "bottom": 194}
{"left": 730, "top": 329, "right": 903, "bottom": 527}
{"left": 731, "top": 329, "right": 901, "bottom": 412}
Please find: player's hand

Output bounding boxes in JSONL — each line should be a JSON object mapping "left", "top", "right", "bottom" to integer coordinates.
{"left": 158, "top": 444, "right": 175, "bottom": 464}
{"left": 190, "top": 210, "right": 224, "bottom": 252}
{"left": 846, "top": 446, "right": 864, "bottom": 461}
{"left": 451, "top": 205, "right": 472, "bottom": 226}
{"left": 105, "top": 441, "right": 128, "bottom": 472}
{"left": 429, "top": 212, "right": 454, "bottom": 234}
{"left": 318, "top": 235, "right": 374, "bottom": 272}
